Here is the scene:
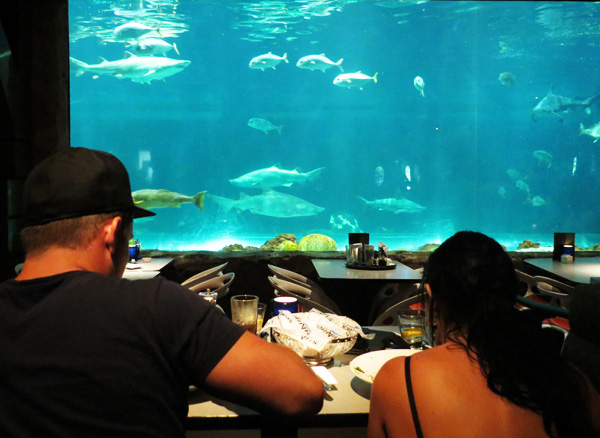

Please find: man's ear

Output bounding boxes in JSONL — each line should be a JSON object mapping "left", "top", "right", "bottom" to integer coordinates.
{"left": 103, "top": 216, "right": 123, "bottom": 252}
{"left": 425, "top": 283, "right": 432, "bottom": 297}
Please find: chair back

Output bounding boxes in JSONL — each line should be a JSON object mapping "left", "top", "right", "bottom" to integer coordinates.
{"left": 268, "top": 276, "right": 337, "bottom": 314}
{"left": 515, "top": 269, "right": 537, "bottom": 296}
{"left": 188, "top": 272, "right": 235, "bottom": 298}
{"left": 533, "top": 276, "right": 574, "bottom": 308}
{"left": 181, "top": 262, "right": 229, "bottom": 287}
{"left": 371, "top": 293, "right": 426, "bottom": 326}
{"left": 267, "top": 264, "right": 322, "bottom": 290}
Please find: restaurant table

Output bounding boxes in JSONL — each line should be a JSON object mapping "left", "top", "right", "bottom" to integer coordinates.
{"left": 122, "top": 257, "right": 174, "bottom": 280}
{"left": 312, "top": 259, "right": 422, "bottom": 282}
{"left": 311, "top": 259, "right": 422, "bottom": 324}
{"left": 186, "top": 326, "right": 402, "bottom": 438}
{"left": 524, "top": 257, "right": 600, "bottom": 284}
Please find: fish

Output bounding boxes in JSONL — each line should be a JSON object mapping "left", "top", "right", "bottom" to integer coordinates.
{"left": 247, "top": 118, "right": 282, "bottom": 134}
{"left": 113, "top": 22, "right": 160, "bottom": 41}
{"left": 329, "top": 213, "right": 361, "bottom": 232}
{"left": 358, "top": 196, "right": 426, "bottom": 214}
{"left": 533, "top": 150, "right": 552, "bottom": 168}
{"left": 579, "top": 122, "right": 600, "bottom": 143}
{"left": 516, "top": 179, "right": 530, "bottom": 195}
{"left": 333, "top": 71, "right": 378, "bottom": 90}
{"left": 296, "top": 54, "right": 344, "bottom": 72}
{"left": 532, "top": 86, "right": 599, "bottom": 121}
{"left": 531, "top": 195, "right": 546, "bottom": 207}
{"left": 413, "top": 76, "right": 425, "bottom": 97}
{"left": 375, "top": 166, "right": 384, "bottom": 186}
{"left": 134, "top": 37, "right": 179, "bottom": 57}
{"left": 498, "top": 72, "right": 515, "bottom": 86}
{"left": 249, "top": 52, "right": 288, "bottom": 70}
{"left": 132, "top": 189, "right": 205, "bottom": 210}
{"left": 229, "top": 166, "right": 324, "bottom": 188}
{"left": 506, "top": 168, "right": 522, "bottom": 181}
{"left": 207, "top": 191, "right": 324, "bottom": 218}
{"left": 69, "top": 53, "right": 190, "bottom": 83}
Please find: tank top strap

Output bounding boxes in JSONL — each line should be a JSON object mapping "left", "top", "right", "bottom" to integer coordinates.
{"left": 405, "top": 355, "right": 425, "bottom": 438}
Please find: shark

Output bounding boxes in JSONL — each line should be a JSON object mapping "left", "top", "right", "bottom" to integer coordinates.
{"left": 70, "top": 52, "right": 190, "bottom": 83}
{"left": 229, "top": 166, "right": 324, "bottom": 189}
{"left": 532, "top": 86, "right": 599, "bottom": 121}
{"left": 207, "top": 191, "right": 324, "bottom": 218}
{"left": 358, "top": 196, "right": 426, "bottom": 214}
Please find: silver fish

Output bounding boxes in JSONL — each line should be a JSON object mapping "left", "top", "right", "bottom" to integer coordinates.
{"left": 207, "top": 191, "right": 324, "bottom": 218}
{"left": 70, "top": 53, "right": 190, "bottom": 83}
{"left": 333, "top": 71, "right": 378, "bottom": 90}
{"left": 532, "top": 87, "right": 599, "bottom": 121}
{"left": 296, "top": 54, "right": 343, "bottom": 72}
{"left": 358, "top": 196, "right": 426, "bottom": 214}
{"left": 230, "top": 166, "right": 324, "bottom": 188}
{"left": 249, "top": 52, "right": 288, "bottom": 70}
{"left": 247, "top": 118, "right": 282, "bottom": 134}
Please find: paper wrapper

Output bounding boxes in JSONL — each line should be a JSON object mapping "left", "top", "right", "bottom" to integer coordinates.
{"left": 261, "top": 309, "right": 374, "bottom": 353}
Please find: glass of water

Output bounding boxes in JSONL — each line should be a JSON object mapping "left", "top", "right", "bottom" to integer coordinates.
{"left": 397, "top": 309, "right": 426, "bottom": 350}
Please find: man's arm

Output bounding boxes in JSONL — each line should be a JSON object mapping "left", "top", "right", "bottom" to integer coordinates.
{"left": 204, "top": 331, "right": 325, "bottom": 416}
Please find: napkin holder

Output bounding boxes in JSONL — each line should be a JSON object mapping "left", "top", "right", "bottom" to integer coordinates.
{"left": 553, "top": 232, "right": 575, "bottom": 261}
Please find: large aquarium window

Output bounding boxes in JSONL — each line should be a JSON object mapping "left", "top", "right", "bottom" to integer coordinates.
{"left": 69, "top": 1, "right": 600, "bottom": 251}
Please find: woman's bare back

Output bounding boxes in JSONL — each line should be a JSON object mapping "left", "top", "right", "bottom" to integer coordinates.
{"left": 369, "top": 344, "right": 550, "bottom": 438}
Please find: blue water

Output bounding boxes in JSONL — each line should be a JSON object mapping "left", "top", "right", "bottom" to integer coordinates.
{"left": 69, "top": 1, "right": 600, "bottom": 251}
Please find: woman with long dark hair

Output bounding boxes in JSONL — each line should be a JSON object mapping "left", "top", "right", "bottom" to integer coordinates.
{"left": 369, "top": 231, "right": 599, "bottom": 438}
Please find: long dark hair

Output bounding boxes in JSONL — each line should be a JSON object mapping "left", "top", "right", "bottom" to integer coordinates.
{"left": 422, "top": 231, "right": 594, "bottom": 438}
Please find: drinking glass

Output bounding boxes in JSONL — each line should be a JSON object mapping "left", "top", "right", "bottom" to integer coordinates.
{"left": 230, "top": 295, "right": 259, "bottom": 333}
{"left": 256, "top": 303, "right": 266, "bottom": 333}
{"left": 397, "top": 309, "right": 426, "bottom": 350}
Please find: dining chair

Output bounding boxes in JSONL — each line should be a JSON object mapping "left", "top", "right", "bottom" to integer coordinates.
{"left": 188, "top": 272, "right": 235, "bottom": 299}
{"left": 181, "top": 262, "right": 229, "bottom": 288}
{"left": 533, "top": 275, "right": 574, "bottom": 309}
{"left": 371, "top": 293, "right": 426, "bottom": 326}
{"left": 267, "top": 264, "right": 322, "bottom": 290}
{"left": 268, "top": 275, "right": 339, "bottom": 314}
{"left": 268, "top": 264, "right": 342, "bottom": 314}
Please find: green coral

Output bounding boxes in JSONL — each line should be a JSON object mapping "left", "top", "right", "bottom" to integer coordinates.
{"left": 261, "top": 234, "right": 297, "bottom": 251}
{"left": 298, "top": 234, "right": 338, "bottom": 251}
{"left": 277, "top": 240, "right": 298, "bottom": 251}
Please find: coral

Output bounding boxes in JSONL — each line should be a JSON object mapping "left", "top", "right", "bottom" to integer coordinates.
{"left": 517, "top": 240, "right": 540, "bottom": 250}
{"left": 261, "top": 234, "right": 297, "bottom": 251}
{"left": 277, "top": 240, "right": 298, "bottom": 251}
{"left": 298, "top": 234, "right": 338, "bottom": 251}
{"left": 221, "top": 244, "right": 245, "bottom": 251}
{"left": 418, "top": 243, "right": 440, "bottom": 252}
{"left": 594, "top": 244, "right": 600, "bottom": 251}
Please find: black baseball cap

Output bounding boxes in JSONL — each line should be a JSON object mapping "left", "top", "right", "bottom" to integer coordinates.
{"left": 22, "top": 147, "right": 155, "bottom": 227}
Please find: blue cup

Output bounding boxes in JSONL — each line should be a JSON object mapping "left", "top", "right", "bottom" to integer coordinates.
{"left": 273, "top": 297, "right": 299, "bottom": 316}
{"left": 562, "top": 245, "right": 574, "bottom": 256}
{"left": 128, "top": 245, "right": 139, "bottom": 262}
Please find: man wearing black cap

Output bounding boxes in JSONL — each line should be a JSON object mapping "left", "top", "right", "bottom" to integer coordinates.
{"left": 0, "top": 148, "right": 324, "bottom": 437}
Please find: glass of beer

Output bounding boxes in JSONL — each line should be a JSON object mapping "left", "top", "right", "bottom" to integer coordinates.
{"left": 397, "top": 309, "right": 426, "bottom": 350}
{"left": 230, "top": 295, "right": 259, "bottom": 334}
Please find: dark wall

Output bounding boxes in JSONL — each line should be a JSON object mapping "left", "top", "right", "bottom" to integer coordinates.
{"left": 0, "top": 0, "right": 70, "bottom": 280}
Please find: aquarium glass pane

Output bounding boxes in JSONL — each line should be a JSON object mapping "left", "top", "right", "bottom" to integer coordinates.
{"left": 69, "top": 1, "right": 600, "bottom": 251}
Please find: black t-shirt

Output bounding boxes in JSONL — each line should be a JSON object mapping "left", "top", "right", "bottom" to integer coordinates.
{"left": 0, "top": 271, "right": 245, "bottom": 438}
